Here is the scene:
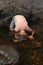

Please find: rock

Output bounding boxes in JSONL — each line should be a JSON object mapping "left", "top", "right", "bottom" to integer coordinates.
{"left": 0, "top": 0, "right": 43, "bottom": 18}
{"left": 0, "top": 0, "right": 43, "bottom": 26}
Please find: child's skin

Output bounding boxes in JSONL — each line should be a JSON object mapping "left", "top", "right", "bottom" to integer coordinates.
{"left": 9, "top": 15, "right": 35, "bottom": 40}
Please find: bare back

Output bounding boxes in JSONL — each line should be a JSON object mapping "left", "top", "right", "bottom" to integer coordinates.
{"left": 14, "top": 15, "right": 28, "bottom": 30}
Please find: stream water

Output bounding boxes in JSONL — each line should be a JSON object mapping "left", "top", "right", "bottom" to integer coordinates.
{"left": 0, "top": 17, "right": 43, "bottom": 65}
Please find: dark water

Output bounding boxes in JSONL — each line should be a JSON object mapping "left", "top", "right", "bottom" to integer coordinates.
{"left": 0, "top": 18, "right": 43, "bottom": 65}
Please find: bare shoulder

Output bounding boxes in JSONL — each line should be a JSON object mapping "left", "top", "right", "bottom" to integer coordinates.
{"left": 13, "top": 14, "right": 28, "bottom": 25}
{"left": 13, "top": 15, "right": 26, "bottom": 19}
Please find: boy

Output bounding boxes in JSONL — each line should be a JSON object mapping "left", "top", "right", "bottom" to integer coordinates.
{"left": 9, "top": 15, "right": 35, "bottom": 41}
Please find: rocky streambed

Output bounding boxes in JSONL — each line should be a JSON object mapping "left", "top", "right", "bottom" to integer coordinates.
{"left": 0, "top": 0, "right": 43, "bottom": 65}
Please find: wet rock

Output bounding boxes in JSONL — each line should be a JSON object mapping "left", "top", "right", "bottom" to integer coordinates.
{"left": 0, "top": 0, "right": 43, "bottom": 19}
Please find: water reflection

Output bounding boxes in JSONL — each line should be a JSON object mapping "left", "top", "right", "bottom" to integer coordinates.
{"left": 0, "top": 44, "right": 19, "bottom": 65}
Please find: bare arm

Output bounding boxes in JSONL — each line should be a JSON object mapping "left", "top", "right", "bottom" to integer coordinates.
{"left": 26, "top": 25, "right": 35, "bottom": 32}
{"left": 25, "top": 25, "right": 35, "bottom": 39}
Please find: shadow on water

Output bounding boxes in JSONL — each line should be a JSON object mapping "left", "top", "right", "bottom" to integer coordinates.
{"left": 0, "top": 17, "right": 43, "bottom": 65}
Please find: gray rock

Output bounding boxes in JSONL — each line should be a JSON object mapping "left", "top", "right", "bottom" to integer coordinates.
{"left": 0, "top": 0, "right": 43, "bottom": 25}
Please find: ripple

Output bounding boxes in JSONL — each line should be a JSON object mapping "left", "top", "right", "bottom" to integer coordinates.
{"left": 0, "top": 44, "right": 19, "bottom": 65}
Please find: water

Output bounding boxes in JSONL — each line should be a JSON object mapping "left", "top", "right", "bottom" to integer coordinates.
{"left": 0, "top": 43, "right": 19, "bottom": 65}
{"left": 0, "top": 17, "right": 43, "bottom": 65}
